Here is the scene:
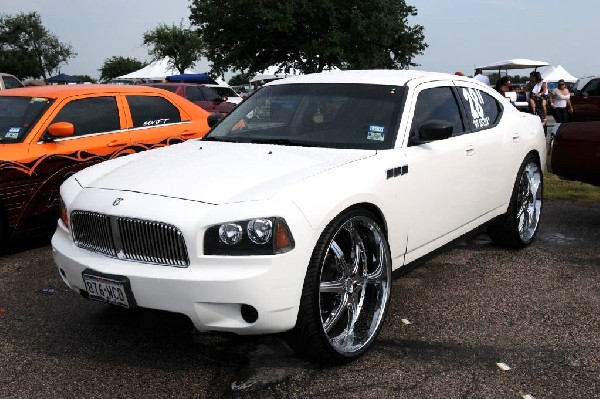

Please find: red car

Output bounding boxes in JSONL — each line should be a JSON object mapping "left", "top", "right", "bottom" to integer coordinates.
{"left": 145, "top": 83, "right": 236, "bottom": 115}
{"left": 570, "top": 76, "right": 600, "bottom": 122}
{"left": 550, "top": 121, "right": 600, "bottom": 186}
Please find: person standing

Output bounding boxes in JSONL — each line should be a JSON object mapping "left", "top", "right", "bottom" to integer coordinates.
{"left": 473, "top": 68, "right": 490, "bottom": 85}
{"left": 549, "top": 79, "right": 573, "bottom": 123}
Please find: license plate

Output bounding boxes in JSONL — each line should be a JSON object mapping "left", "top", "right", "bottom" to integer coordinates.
{"left": 82, "top": 269, "right": 136, "bottom": 308}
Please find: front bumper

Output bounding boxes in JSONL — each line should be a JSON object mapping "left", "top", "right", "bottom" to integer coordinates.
{"left": 51, "top": 190, "right": 317, "bottom": 335}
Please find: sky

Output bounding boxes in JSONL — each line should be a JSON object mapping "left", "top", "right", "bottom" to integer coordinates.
{"left": 1, "top": 0, "right": 599, "bottom": 81}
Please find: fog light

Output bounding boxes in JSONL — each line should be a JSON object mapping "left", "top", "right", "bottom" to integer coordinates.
{"left": 241, "top": 304, "right": 258, "bottom": 323}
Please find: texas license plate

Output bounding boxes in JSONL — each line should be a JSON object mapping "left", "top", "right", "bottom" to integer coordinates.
{"left": 82, "top": 269, "right": 136, "bottom": 308}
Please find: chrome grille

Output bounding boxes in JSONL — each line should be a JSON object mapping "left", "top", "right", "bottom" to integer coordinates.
{"left": 71, "top": 211, "right": 189, "bottom": 267}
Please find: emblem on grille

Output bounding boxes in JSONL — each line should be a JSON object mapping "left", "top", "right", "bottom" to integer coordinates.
{"left": 112, "top": 198, "right": 124, "bottom": 206}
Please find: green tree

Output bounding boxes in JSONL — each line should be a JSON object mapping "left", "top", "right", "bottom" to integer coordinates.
{"left": 228, "top": 72, "right": 253, "bottom": 87}
{"left": 74, "top": 75, "right": 97, "bottom": 83}
{"left": 189, "top": 0, "right": 427, "bottom": 76}
{"left": 143, "top": 21, "right": 204, "bottom": 74}
{"left": 0, "top": 12, "right": 76, "bottom": 79}
{"left": 99, "top": 56, "right": 147, "bottom": 82}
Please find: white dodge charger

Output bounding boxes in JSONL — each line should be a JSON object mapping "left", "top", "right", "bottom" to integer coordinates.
{"left": 52, "top": 70, "right": 546, "bottom": 364}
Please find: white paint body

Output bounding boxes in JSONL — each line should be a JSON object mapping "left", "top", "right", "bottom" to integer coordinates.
{"left": 52, "top": 70, "right": 546, "bottom": 334}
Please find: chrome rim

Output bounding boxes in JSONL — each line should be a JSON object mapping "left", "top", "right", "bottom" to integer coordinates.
{"left": 516, "top": 161, "right": 542, "bottom": 242}
{"left": 318, "top": 215, "right": 390, "bottom": 355}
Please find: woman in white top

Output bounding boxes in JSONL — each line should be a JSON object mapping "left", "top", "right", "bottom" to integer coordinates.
{"left": 550, "top": 79, "right": 573, "bottom": 123}
{"left": 527, "top": 71, "right": 548, "bottom": 123}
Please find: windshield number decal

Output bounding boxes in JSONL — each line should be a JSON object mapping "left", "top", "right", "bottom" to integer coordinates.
{"left": 462, "top": 88, "right": 490, "bottom": 129}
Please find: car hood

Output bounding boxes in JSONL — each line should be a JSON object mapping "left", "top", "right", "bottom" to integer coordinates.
{"left": 77, "top": 141, "right": 376, "bottom": 204}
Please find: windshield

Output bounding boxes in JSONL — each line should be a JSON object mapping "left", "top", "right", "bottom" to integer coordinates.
{"left": 205, "top": 83, "right": 405, "bottom": 150}
{"left": 0, "top": 96, "right": 54, "bottom": 143}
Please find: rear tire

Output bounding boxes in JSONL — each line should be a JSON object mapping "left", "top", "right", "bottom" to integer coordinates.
{"left": 285, "top": 208, "right": 391, "bottom": 364}
{"left": 488, "top": 154, "right": 543, "bottom": 248}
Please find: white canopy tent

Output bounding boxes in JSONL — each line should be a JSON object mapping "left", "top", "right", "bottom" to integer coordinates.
{"left": 539, "top": 65, "right": 577, "bottom": 83}
{"left": 117, "top": 57, "right": 198, "bottom": 81}
{"left": 476, "top": 58, "right": 550, "bottom": 71}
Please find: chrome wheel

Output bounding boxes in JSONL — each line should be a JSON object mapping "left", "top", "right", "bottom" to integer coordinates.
{"left": 318, "top": 215, "right": 390, "bottom": 356}
{"left": 516, "top": 161, "right": 542, "bottom": 243}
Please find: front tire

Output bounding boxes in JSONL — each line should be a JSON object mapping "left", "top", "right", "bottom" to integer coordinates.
{"left": 488, "top": 154, "right": 543, "bottom": 248}
{"left": 286, "top": 208, "right": 392, "bottom": 364}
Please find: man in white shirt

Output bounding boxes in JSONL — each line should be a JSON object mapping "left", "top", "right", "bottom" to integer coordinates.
{"left": 473, "top": 68, "right": 490, "bottom": 86}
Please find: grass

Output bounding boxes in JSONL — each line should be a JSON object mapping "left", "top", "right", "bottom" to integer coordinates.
{"left": 544, "top": 172, "right": 600, "bottom": 202}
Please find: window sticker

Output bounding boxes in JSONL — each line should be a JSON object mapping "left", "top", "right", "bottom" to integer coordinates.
{"left": 30, "top": 97, "right": 50, "bottom": 103}
{"left": 8, "top": 127, "right": 21, "bottom": 133}
{"left": 367, "top": 125, "right": 385, "bottom": 141}
{"left": 142, "top": 118, "right": 170, "bottom": 126}
{"left": 462, "top": 88, "right": 490, "bottom": 129}
{"left": 5, "top": 132, "right": 19, "bottom": 139}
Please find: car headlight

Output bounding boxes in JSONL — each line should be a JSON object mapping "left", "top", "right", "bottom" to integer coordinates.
{"left": 204, "top": 217, "right": 294, "bottom": 255}
{"left": 60, "top": 196, "right": 70, "bottom": 231}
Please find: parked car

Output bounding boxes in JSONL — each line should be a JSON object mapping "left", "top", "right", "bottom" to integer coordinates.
{"left": 0, "top": 73, "right": 24, "bottom": 90}
{"left": 202, "top": 84, "right": 244, "bottom": 104}
{"left": 144, "top": 82, "right": 237, "bottom": 114}
{"left": 52, "top": 70, "right": 546, "bottom": 364}
{"left": 0, "top": 84, "right": 210, "bottom": 249}
{"left": 569, "top": 76, "right": 600, "bottom": 121}
{"left": 550, "top": 121, "right": 600, "bottom": 186}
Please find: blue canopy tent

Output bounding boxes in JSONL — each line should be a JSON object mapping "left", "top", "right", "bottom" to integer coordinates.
{"left": 45, "top": 73, "right": 81, "bottom": 84}
{"left": 166, "top": 73, "right": 217, "bottom": 84}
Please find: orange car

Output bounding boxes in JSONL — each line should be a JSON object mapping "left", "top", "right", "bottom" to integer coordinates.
{"left": 0, "top": 84, "right": 210, "bottom": 249}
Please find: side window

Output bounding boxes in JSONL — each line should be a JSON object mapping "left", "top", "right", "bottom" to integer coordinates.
{"left": 185, "top": 86, "right": 204, "bottom": 102}
{"left": 583, "top": 79, "right": 600, "bottom": 96}
{"left": 51, "top": 96, "right": 120, "bottom": 136}
{"left": 410, "top": 87, "right": 464, "bottom": 140}
{"left": 126, "top": 95, "right": 182, "bottom": 128}
{"left": 458, "top": 87, "right": 502, "bottom": 132}
{"left": 200, "top": 87, "right": 220, "bottom": 101}
{"left": 4, "top": 76, "right": 23, "bottom": 89}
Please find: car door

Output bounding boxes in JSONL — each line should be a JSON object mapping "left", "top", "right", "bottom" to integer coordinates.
{"left": 22, "top": 94, "right": 129, "bottom": 232}
{"left": 185, "top": 85, "right": 217, "bottom": 113}
{"left": 124, "top": 94, "right": 196, "bottom": 148}
{"left": 400, "top": 82, "right": 479, "bottom": 260}
{"left": 454, "top": 82, "right": 510, "bottom": 213}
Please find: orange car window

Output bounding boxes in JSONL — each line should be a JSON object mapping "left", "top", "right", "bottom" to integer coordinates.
{"left": 51, "top": 96, "right": 120, "bottom": 136}
{"left": 126, "top": 95, "right": 182, "bottom": 128}
{"left": 0, "top": 96, "right": 54, "bottom": 143}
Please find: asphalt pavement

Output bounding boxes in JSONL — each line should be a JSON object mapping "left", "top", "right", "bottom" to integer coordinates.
{"left": 0, "top": 199, "right": 598, "bottom": 398}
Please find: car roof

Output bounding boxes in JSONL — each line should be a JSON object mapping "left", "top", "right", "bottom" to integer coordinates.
{"left": 0, "top": 84, "right": 172, "bottom": 98}
{"left": 266, "top": 69, "right": 466, "bottom": 87}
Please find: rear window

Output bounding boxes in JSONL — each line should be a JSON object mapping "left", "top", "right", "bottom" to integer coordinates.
{"left": 0, "top": 96, "right": 54, "bottom": 143}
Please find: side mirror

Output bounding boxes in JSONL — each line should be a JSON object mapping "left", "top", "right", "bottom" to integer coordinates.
{"left": 582, "top": 92, "right": 589, "bottom": 99}
{"left": 47, "top": 122, "right": 75, "bottom": 138}
{"left": 207, "top": 113, "right": 224, "bottom": 128}
{"left": 416, "top": 120, "right": 453, "bottom": 143}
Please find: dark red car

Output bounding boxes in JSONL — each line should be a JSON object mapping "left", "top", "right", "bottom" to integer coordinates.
{"left": 570, "top": 76, "right": 600, "bottom": 122}
{"left": 145, "top": 83, "right": 236, "bottom": 115}
{"left": 550, "top": 121, "right": 600, "bottom": 187}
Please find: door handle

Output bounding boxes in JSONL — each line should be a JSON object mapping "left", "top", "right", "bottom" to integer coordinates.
{"left": 512, "top": 133, "right": 520, "bottom": 142}
{"left": 107, "top": 140, "right": 128, "bottom": 147}
{"left": 181, "top": 131, "right": 196, "bottom": 138}
{"left": 465, "top": 145, "right": 475, "bottom": 156}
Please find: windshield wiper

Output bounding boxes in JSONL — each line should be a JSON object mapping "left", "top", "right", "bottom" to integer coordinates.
{"left": 201, "top": 136, "right": 239, "bottom": 142}
{"left": 248, "top": 138, "right": 299, "bottom": 146}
